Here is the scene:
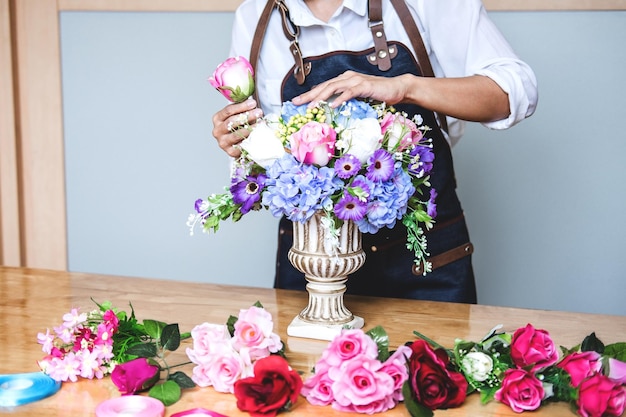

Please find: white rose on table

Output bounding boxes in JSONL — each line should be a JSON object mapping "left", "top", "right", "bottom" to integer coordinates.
{"left": 240, "top": 115, "right": 286, "bottom": 168}
{"left": 338, "top": 117, "right": 382, "bottom": 163}
{"left": 460, "top": 351, "right": 494, "bottom": 382}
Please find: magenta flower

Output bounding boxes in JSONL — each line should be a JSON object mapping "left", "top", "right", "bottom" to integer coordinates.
{"left": 289, "top": 121, "right": 337, "bottom": 166}
{"left": 111, "top": 358, "right": 160, "bottom": 395}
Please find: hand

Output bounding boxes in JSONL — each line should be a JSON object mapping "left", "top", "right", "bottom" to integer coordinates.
{"left": 291, "top": 71, "right": 411, "bottom": 108}
{"left": 212, "top": 98, "right": 263, "bottom": 157}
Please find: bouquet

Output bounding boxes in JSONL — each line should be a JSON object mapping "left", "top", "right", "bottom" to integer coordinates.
{"left": 301, "top": 326, "right": 411, "bottom": 414}
{"left": 405, "top": 324, "right": 626, "bottom": 417}
{"left": 189, "top": 57, "right": 438, "bottom": 272}
{"left": 37, "top": 300, "right": 195, "bottom": 405}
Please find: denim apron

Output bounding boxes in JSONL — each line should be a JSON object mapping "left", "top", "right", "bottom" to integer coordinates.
{"left": 257, "top": 1, "right": 477, "bottom": 303}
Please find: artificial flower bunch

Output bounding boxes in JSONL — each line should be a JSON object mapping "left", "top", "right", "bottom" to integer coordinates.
{"left": 185, "top": 302, "right": 285, "bottom": 394}
{"left": 406, "top": 324, "right": 626, "bottom": 417}
{"left": 37, "top": 302, "right": 120, "bottom": 382}
{"left": 190, "top": 57, "right": 438, "bottom": 272}
{"left": 37, "top": 301, "right": 195, "bottom": 406}
{"left": 302, "top": 326, "right": 411, "bottom": 413}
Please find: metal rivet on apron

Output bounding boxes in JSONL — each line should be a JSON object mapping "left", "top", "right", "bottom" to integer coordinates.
{"left": 369, "top": 55, "right": 376, "bottom": 62}
{"left": 378, "top": 50, "right": 387, "bottom": 59}
{"left": 375, "top": 31, "right": 383, "bottom": 38}
{"left": 370, "top": 246, "right": 378, "bottom": 252}
{"left": 389, "top": 47, "right": 395, "bottom": 54}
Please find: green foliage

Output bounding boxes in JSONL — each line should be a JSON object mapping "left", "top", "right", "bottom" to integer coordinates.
{"left": 366, "top": 326, "right": 390, "bottom": 362}
{"left": 149, "top": 380, "right": 182, "bottom": 406}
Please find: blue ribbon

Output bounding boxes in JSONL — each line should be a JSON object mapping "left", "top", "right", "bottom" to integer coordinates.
{"left": 0, "top": 372, "right": 61, "bottom": 407}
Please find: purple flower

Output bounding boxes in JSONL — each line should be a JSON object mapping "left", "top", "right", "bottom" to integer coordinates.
{"left": 334, "top": 154, "right": 361, "bottom": 179}
{"left": 408, "top": 145, "right": 434, "bottom": 177}
{"left": 230, "top": 173, "right": 267, "bottom": 214}
{"left": 334, "top": 194, "right": 368, "bottom": 221}
{"left": 427, "top": 189, "right": 438, "bottom": 218}
{"left": 366, "top": 149, "right": 394, "bottom": 182}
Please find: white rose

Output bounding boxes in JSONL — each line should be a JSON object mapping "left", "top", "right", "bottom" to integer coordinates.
{"left": 339, "top": 117, "right": 382, "bottom": 163}
{"left": 461, "top": 351, "right": 494, "bottom": 382}
{"left": 240, "top": 117, "right": 285, "bottom": 168}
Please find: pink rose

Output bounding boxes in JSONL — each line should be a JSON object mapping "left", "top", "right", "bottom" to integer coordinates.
{"left": 557, "top": 351, "right": 602, "bottom": 387}
{"left": 111, "top": 358, "right": 160, "bottom": 395}
{"left": 495, "top": 368, "right": 544, "bottom": 413}
{"left": 510, "top": 324, "right": 559, "bottom": 371}
{"left": 380, "top": 345, "right": 411, "bottom": 401}
{"left": 186, "top": 322, "right": 230, "bottom": 363}
{"left": 608, "top": 358, "right": 626, "bottom": 384}
{"left": 577, "top": 373, "right": 626, "bottom": 417}
{"left": 302, "top": 370, "right": 335, "bottom": 406}
{"left": 289, "top": 121, "right": 336, "bottom": 166}
{"left": 328, "top": 355, "right": 396, "bottom": 413}
{"left": 380, "top": 112, "right": 423, "bottom": 152}
{"left": 233, "top": 306, "right": 282, "bottom": 361}
{"left": 190, "top": 343, "right": 250, "bottom": 393}
{"left": 209, "top": 56, "right": 255, "bottom": 103}
{"left": 320, "top": 329, "right": 378, "bottom": 369}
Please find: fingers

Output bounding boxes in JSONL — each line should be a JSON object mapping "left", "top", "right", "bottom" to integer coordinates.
{"left": 212, "top": 98, "right": 263, "bottom": 157}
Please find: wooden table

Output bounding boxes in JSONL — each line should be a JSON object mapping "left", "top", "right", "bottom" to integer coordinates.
{"left": 1, "top": 266, "right": 624, "bottom": 416}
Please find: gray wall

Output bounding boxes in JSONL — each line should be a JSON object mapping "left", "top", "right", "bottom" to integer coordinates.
{"left": 61, "top": 10, "right": 626, "bottom": 315}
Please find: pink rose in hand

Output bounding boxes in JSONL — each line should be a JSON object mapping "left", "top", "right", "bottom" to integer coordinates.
{"left": 510, "top": 323, "right": 559, "bottom": 371}
{"left": 557, "top": 351, "right": 602, "bottom": 387}
{"left": 209, "top": 56, "right": 255, "bottom": 103}
{"left": 289, "top": 121, "right": 336, "bottom": 166}
{"left": 495, "top": 368, "right": 544, "bottom": 413}
{"left": 111, "top": 357, "right": 160, "bottom": 395}
{"left": 577, "top": 373, "right": 626, "bottom": 417}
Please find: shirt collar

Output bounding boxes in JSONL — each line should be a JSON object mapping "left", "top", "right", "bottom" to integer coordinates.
{"left": 285, "top": 0, "right": 367, "bottom": 27}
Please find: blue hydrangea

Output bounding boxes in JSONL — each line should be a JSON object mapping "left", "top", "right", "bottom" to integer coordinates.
{"left": 280, "top": 101, "right": 308, "bottom": 122}
{"left": 333, "top": 99, "right": 378, "bottom": 126}
{"left": 262, "top": 154, "right": 342, "bottom": 223}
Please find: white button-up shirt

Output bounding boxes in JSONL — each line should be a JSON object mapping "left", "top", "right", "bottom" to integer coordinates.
{"left": 229, "top": 0, "right": 538, "bottom": 146}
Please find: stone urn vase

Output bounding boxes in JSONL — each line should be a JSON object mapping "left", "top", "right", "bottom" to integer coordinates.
{"left": 286, "top": 212, "right": 366, "bottom": 341}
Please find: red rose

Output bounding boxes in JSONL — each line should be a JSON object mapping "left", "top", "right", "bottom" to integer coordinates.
{"left": 577, "top": 373, "right": 626, "bottom": 417}
{"left": 234, "top": 355, "right": 302, "bottom": 417}
{"left": 510, "top": 324, "right": 558, "bottom": 371}
{"left": 407, "top": 339, "right": 467, "bottom": 410}
{"left": 111, "top": 357, "right": 160, "bottom": 395}
{"left": 495, "top": 368, "right": 544, "bottom": 413}
{"left": 557, "top": 351, "right": 602, "bottom": 387}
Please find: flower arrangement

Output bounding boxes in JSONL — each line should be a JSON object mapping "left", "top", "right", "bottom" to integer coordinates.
{"left": 302, "top": 326, "right": 411, "bottom": 414}
{"left": 405, "top": 324, "right": 626, "bottom": 417}
{"left": 189, "top": 57, "right": 438, "bottom": 272}
{"left": 37, "top": 300, "right": 195, "bottom": 405}
{"left": 185, "top": 302, "right": 285, "bottom": 394}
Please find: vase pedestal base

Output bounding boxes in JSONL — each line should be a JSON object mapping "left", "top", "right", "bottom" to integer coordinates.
{"left": 286, "top": 315, "right": 364, "bottom": 341}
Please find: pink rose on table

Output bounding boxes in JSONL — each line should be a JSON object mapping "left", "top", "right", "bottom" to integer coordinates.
{"left": 495, "top": 368, "right": 545, "bottom": 412}
{"left": 111, "top": 358, "right": 160, "bottom": 395}
{"left": 289, "top": 121, "right": 336, "bottom": 166}
{"left": 302, "top": 370, "right": 335, "bottom": 406}
{"left": 190, "top": 343, "right": 251, "bottom": 393}
{"left": 234, "top": 355, "right": 302, "bottom": 417}
{"left": 209, "top": 56, "right": 255, "bottom": 103}
{"left": 407, "top": 339, "right": 468, "bottom": 410}
{"left": 318, "top": 328, "right": 378, "bottom": 370}
{"left": 557, "top": 351, "right": 602, "bottom": 387}
{"left": 233, "top": 306, "right": 283, "bottom": 361}
{"left": 577, "top": 373, "right": 626, "bottom": 417}
{"left": 510, "top": 323, "right": 559, "bottom": 371}
{"left": 381, "top": 112, "right": 423, "bottom": 152}
{"left": 328, "top": 355, "right": 396, "bottom": 414}
{"left": 608, "top": 358, "right": 626, "bottom": 384}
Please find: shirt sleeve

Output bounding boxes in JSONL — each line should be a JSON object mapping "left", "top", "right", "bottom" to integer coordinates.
{"left": 419, "top": 0, "right": 538, "bottom": 130}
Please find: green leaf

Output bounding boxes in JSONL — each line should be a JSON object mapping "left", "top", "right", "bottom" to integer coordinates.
{"left": 581, "top": 332, "right": 605, "bottom": 354}
{"left": 144, "top": 319, "right": 167, "bottom": 340}
{"left": 604, "top": 342, "right": 626, "bottom": 361}
{"left": 226, "top": 315, "right": 238, "bottom": 337}
{"left": 366, "top": 326, "right": 390, "bottom": 362}
{"left": 402, "top": 381, "right": 433, "bottom": 417}
{"left": 161, "top": 323, "right": 181, "bottom": 352}
{"left": 126, "top": 343, "right": 158, "bottom": 358}
{"left": 169, "top": 371, "right": 196, "bottom": 389}
{"left": 149, "top": 380, "right": 181, "bottom": 406}
{"left": 253, "top": 301, "right": 264, "bottom": 308}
